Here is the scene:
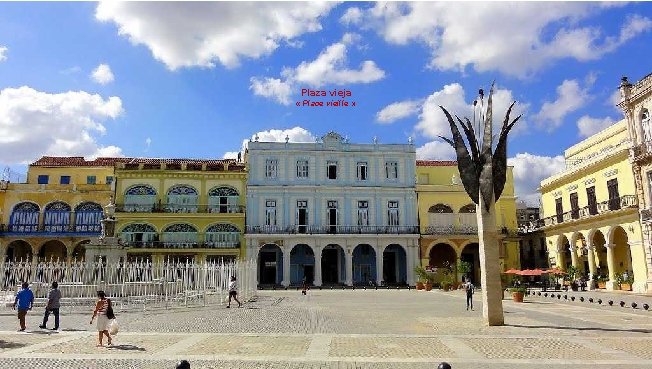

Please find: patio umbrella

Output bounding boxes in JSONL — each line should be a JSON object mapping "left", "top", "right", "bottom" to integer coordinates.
{"left": 545, "top": 268, "right": 565, "bottom": 275}
{"left": 518, "top": 269, "right": 545, "bottom": 276}
{"left": 503, "top": 269, "right": 520, "bottom": 274}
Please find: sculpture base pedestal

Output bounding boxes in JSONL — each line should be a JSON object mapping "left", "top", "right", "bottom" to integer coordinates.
{"left": 85, "top": 236, "right": 127, "bottom": 265}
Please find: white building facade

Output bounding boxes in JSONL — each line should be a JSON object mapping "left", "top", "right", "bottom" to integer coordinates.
{"left": 245, "top": 132, "right": 419, "bottom": 287}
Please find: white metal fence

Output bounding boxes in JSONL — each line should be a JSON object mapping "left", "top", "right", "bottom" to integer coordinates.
{"left": 0, "top": 259, "right": 257, "bottom": 313}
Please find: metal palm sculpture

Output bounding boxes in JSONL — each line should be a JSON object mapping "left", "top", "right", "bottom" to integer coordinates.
{"left": 438, "top": 83, "right": 521, "bottom": 326}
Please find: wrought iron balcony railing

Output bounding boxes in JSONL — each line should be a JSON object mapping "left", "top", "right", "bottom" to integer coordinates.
{"left": 641, "top": 208, "right": 652, "bottom": 222}
{"left": 632, "top": 141, "right": 652, "bottom": 161}
{"left": 115, "top": 204, "right": 245, "bottom": 214}
{"left": 541, "top": 195, "right": 638, "bottom": 227}
{"left": 245, "top": 225, "right": 419, "bottom": 235}
{"left": 422, "top": 224, "right": 477, "bottom": 235}
{"left": 0, "top": 223, "right": 102, "bottom": 235}
{"left": 124, "top": 241, "right": 240, "bottom": 249}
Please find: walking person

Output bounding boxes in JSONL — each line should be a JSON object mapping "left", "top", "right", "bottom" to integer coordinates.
{"left": 301, "top": 276, "right": 308, "bottom": 295}
{"left": 39, "top": 281, "right": 61, "bottom": 331}
{"left": 227, "top": 276, "right": 241, "bottom": 308}
{"left": 13, "top": 282, "right": 34, "bottom": 332}
{"left": 464, "top": 279, "right": 475, "bottom": 311}
{"left": 90, "top": 290, "right": 112, "bottom": 346}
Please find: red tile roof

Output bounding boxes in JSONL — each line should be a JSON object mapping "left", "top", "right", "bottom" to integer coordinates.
{"left": 30, "top": 156, "right": 241, "bottom": 171}
{"left": 416, "top": 160, "right": 458, "bottom": 167}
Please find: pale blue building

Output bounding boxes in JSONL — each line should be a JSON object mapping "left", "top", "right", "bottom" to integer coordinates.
{"left": 245, "top": 132, "right": 419, "bottom": 287}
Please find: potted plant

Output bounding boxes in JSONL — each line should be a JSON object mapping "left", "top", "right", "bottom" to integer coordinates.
{"left": 619, "top": 272, "right": 634, "bottom": 291}
{"left": 414, "top": 266, "right": 427, "bottom": 290}
{"left": 510, "top": 286, "right": 527, "bottom": 302}
{"left": 596, "top": 275, "right": 608, "bottom": 289}
{"left": 425, "top": 271, "right": 435, "bottom": 291}
{"left": 457, "top": 259, "right": 472, "bottom": 287}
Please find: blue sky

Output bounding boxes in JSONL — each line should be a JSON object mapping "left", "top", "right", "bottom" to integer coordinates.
{"left": 0, "top": 2, "right": 651, "bottom": 204}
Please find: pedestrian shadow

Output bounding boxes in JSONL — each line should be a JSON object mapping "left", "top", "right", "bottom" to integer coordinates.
{"left": 107, "top": 344, "right": 146, "bottom": 351}
{"left": 0, "top": 340, "right": 27, "bottom": 349}
{"left": 506, "top": 323, "right": 652, "bottom": 334}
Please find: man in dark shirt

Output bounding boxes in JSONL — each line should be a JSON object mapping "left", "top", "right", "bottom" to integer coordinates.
{"left": 40, "top": 281, "right": 62, "bottom": 330}
{"left": 13, "top": 282, "right": 34, "bottom": 332}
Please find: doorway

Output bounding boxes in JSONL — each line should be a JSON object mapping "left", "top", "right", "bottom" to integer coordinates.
{"left": 259, "top": 251, "right": 278, "bottom": 285}
{"left": 322, "top": 248, "right": 339, "bottom": 284}
{"left": 383, "top": 251, "right": 396, "bottom": 284}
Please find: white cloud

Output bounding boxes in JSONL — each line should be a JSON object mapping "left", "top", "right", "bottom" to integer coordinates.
{"left": 96, "top": 2, "right": 336, "bottom": 70}
{"left": 608, "top": 89, "right": 622, "bottom": 108}
{"left": 376, "top": 100, "right": 421, "bottom": 124}
{"left": 144, "top": 137, "right": 152, "bottom": 152}
{"left": 535, "top": 79, "right": 590, "bottom": 131}
{"left": 577, "top": 115, "right": 616, "bottom": 138}
{"left": 0, "top": 46, "right": 7, "bottom": 62}
{"left": 222, "top": 126, "right": 317, "bottom": 159}
{"left": 250, "top": 77, "right": 293, "bottom": 105}
{"left": 416, "top": 141, "right": 455, "bottom": 160}
{"left": 0, "top": 86, "right": 124, "bottom": 164}
{"left": 251, "top": 33, "right": 385, "bottom": 104}
{"left": 415, "top": 83, "right": 529, "bottom": 140}
{"left": 346, "top": 3, "right": 651, "bottom": 78}
{"left": 91, "top": 64, "right": 115, "bottom": 85}
{"left": 508, "top": 153, "right": 566, "bottom": 206}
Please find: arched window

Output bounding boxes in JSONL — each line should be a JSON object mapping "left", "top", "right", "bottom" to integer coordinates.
{"left": 9, "top": 202, "right": 40, "bottom": 232}
{"left": 162, "top": 223, "right": 198, "bottom": 248}
{"left": 208, "top": 186, "right": 240, "bottom": 213}
{"left": 458, "top": 204, "right": 478, "bottom": 233}
{"left": 44, "top": 201, "right": 72, "bottom": 232}
{"left": 642, "top": 109, "right": 651, "bottom": 143}
{"left": 124, "top": 185, "right": 157, "bottom": 212}
{"left": 120, "top": 223, "right": 158, "bottom": 248}
{"left": 74, "top": 202, "right": 103, "bottom": 233}
{"left": 427, "top": 204, "right": 454, "bottom": 233}
{"left": 459, "top": 204, "right": 476, "bottom": 213}
{"left": 428, "top": 204, "right": 453, "bottom": 213}
{"left": 166, "top": 185, "right": 198, "bottom": 213}
{"left": 205, "top": 223, "right": 241, "bottom": 248}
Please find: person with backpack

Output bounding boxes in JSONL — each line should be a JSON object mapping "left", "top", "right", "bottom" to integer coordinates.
{"left": 39, "top": 281, "right": 62, "bottom": 331}
{"left": 13, "top": 282, "right": 34, "bottom": 332}
{"left": 90, "top": 290, "right": 113, "bottom": 346}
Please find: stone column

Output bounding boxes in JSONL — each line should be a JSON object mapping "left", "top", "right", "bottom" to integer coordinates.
{"left": 376, "top": 245, "right": 384, "bottom": 286}
{"left": 586, "top": 239, "right": 596, "bottom": 290}
{"left": 406, "top": 244, "right": 415, "bottom": 286}
{"left": 314, "top": 246, "right": 322, "bottom": 287}
{"left": 345, "top": 249, "right": 353, "bottom": 286}
{"left": 282, "top": 247, "right": 291, "bottom": 287}
{"left": 605, "top": 243, "right": 618, "bottom": 290}
{"left": 570, "top": 244, "right": 579, "bottom": 268}
{"left": 477, "top": 195, "right": 504, "bottom": 326}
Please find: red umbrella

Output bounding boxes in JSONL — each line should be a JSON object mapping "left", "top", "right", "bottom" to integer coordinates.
{"left": 518, "top": 269, "right": 545, "bottom": 276}
{"left": 545, "top": 268, "right": 565, "bottom": 275}
{"left": 503, "top": 269, "right": 520, "bottom": 274}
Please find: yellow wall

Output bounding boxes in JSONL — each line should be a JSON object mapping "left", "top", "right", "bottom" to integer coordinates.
{"left": 416, "top": 163, "right": 520, "bottom": 274}
{"left": 27, "top": 166, "right": 115, "bottom": 185}
{"left": 114, "top": 167, "right": 247, "bottom": 260}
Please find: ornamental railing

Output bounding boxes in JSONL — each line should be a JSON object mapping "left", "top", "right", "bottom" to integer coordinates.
{"left": 115, "top": 204, "right": 245, "bottom": 214}
{"left": 123, "top": 241, "right": 240, "bottom": 249}
{"left": 541, "top": 195, "right": 638, "bottom": 227}
{"left": 0, "top": 259, "right": 257, "bottom": 312}
{"left": 0, "top": 223, "right": 102, "bottom": 235}
{"left": 245, "top": 225, "right": 419, "bottom": 235}
{"left": 632, "top": 141, "right": 652, "bottom": 160}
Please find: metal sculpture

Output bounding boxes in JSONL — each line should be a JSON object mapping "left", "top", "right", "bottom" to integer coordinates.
{"left": 439, "top": 83, "right": 521, "bottom": 326}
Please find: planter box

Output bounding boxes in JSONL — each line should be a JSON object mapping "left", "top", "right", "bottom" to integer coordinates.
{"left": 442, "top": 285, "right": 450, "bottom": 292}
{"left": 416, "top": 282, "right": 424, "bottom": 290}
{"left": 512, "top": 292, "right": 524, "bottom": 303}
{"left": 597, "top": 282, "right": 606, "bottom": 289}
{"left": 425, "top": 283, "right": 433, "bottom": 291}
{"left": 620, "top": 283, "right": 632, "bottom": 291}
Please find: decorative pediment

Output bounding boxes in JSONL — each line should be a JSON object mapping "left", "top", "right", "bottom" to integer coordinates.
{"left": 322, "top": 131, "right": 344, "bottom": 144}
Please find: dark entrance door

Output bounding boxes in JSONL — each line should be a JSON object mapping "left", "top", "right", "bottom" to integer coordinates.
{"left": 328, "top": 209, "right": 337, "bottom": 234}
{"left": 303, "top": 265, "right": 314, "bottom": 284}
{"left": 260, "top": 251, "right": 277, "bottom": 284}
{"left": 322, "top": 248, "right": 339, "bottom": 284}
{"left": 383, "top": 251, "right": 396, "bottom": 284}
{"left": 607, "top": 179, "right": 620, "bottom": 210}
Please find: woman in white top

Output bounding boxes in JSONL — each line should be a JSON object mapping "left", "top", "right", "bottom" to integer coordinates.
{"left": 227, "top": 276, "right": 242, "bottom": 308}
{"left": 90, "top": 290, "right": 112, "bottom": 346}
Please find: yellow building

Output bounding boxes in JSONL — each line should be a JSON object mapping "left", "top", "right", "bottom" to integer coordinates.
{"left": 0, "top": 156, "right": 116, "bottom": 261}
{"left": 416, "top": 160, "right": 520, "bottom": 285}
{"left": 113, "top": 158, "right": 247, "bottom": 263}
{"left": 539, "top": 120, "right": 645, "bottom": 292}
{"left": 619, "top": 73, "right": 652, "bottom": 291}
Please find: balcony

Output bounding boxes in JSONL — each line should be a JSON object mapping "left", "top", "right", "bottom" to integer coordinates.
{"left": 0, "top": 223, "right": 101, "bottom": 236}
{"left": 422, "top": 213, "right": 477, "bottom": 235}
{"left": 123, "top": 241, "right": 240, "bottom": 249}
{"left": 641, "top": 208, "right": 652, "bottom": 222}
{"left": 115, "top": 204, "right": 245, "bottom": 214}
{"left": 541, "top": 195, "right": 638, "bottom": 227}
{"left": 245, "top": 225, "right": 419, "bottom": 235}
{"left": 632, "top": 141, "right": 652, "bottom": 161}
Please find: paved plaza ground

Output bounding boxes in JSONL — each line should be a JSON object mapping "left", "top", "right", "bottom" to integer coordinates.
{"left": 1, "top": 288, "right": 652, "bottom": 368}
